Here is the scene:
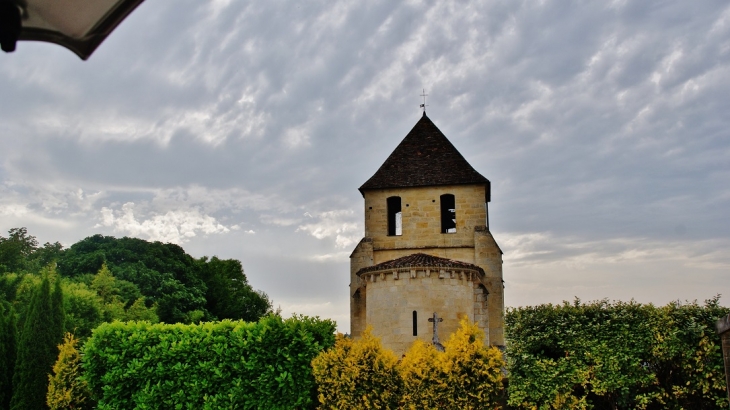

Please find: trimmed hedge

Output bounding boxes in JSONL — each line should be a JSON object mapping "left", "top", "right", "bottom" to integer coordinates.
{"left": 82, "top": 315, "right": 335, "bottom": 410}
{"left": 506, "top": 297, "right": 730, "bottom": 409}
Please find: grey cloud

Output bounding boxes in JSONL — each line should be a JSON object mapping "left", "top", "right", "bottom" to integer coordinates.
{"left": 1, "top": 0, "right": 729, "bottom": 330}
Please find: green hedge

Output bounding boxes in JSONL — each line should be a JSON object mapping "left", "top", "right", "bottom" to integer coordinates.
{"left": 82, "top": 315, "right": 335, "bottom": 410}
{"left": 506, "top": 297, "right": 730, "bottom": 410}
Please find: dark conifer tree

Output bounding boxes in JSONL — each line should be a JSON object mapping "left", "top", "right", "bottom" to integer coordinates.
{"left": 50, "top": 278, "right": 65, "bottom": 344}
{"left": 9, "top": 274, "right": 63, "bottom": 410}
{"left": 0, "top": 304, "right": 17, "bottom": 410}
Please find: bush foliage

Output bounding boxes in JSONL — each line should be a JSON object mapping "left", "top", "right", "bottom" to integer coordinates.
{"left": 312, "top": 318, "right": 505, "bottom": 410}
{"left": 82, "top": 315, "right": 336, "bottom": 409}
{"left": 312, "top": 328, "right": 402, "bottom": 409}
{"left": 506, "top": 297, "right": 730, "bottom": 410}
{"left": 47, "top": 333, "right": 94, "bottom": 410}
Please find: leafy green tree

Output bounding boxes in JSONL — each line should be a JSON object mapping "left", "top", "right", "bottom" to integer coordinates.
{"left": 0, "top": 304, "right": 17, "bottom": 410}
{"left": 87, "top": 264, "right": 158, "bottom": 324}
{"left": 57, "top": 235, "right": 209, "bottom": 323}
{"left": 0, "top": 273, "right": 24, "bottom": 307}
{"left": 0, "top": 228, "right": 38, "bottom": 274}
{"left": 6, "top": 274, "right": 41, "bottom": 327}
{"left": 61, "top": 282, "right": 103, "bottom": 340}
{"left": 10, "top": 272, "right": 65, "bottom": 410}
{"left": 123, "top": 297, "right": 159, "bottom": 322}
{"left": 197, "top": 256, "right": 272, "bottom": 321}
{"left": 46, "top": 333, "right": 94, "bottom": 410}
{"left": 26, "top": 242, "right": 63, "bottom": 274}
{"left": 89, "top": 263, "right": 116, "bottom": 303}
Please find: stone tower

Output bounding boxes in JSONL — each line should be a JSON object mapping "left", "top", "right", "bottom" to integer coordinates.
{"left": 350, "top": 112, "right": 504, "bottom": 354}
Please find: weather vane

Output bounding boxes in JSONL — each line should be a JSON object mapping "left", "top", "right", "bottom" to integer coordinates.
{"left": 420, "top": 89, "right": 428, "bottom": 113}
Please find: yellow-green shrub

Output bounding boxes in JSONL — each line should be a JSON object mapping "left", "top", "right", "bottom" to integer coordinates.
{"left": 47, "top": 333, "right": 94, "bottom": 410}
{"left": 312, "top": 318, "right": 505, "bottom": 410}
{"left": 439, "top": 317, "right": 505, "bottom": 409}
{"left": 399, "top": 340, "right": 442, "bottom": 409}
{"left": 312, "top": 327, "right": 401, "bottom": 409}
{"left": 400, "top": 317, "right": 505, "bottom": 410}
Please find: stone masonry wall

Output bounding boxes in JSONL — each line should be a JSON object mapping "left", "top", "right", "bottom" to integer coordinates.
{"left": 473, "top": 283, "right": 490, "bottom": 342}
{"left": 364, "top": 184, "right": 487, "bottom": 254}
{"left": 363, "top": 268, "right": 475, "bottom": 356}
{"left": 474, "top": 227, "right": 504, "bottom": 345}
{"left": 349, "top": 238, "right": 373, "bottom": 338}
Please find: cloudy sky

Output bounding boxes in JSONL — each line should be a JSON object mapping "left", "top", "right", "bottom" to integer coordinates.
{"left": 1, "top": 0, "right": 729, "bottom": 331}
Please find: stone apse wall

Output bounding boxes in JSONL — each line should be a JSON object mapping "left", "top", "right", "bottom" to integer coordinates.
{"left": 361, "top": 266, "right": 483, "bottom": 356}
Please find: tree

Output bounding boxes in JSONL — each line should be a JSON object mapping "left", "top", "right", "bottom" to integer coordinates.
{"left": 61, "top": 282, "right": 103, "bottom": 340}
{"left": 89, "top": 263, "right": 116, "bottom": 304}
{"left": 57, "top": 235, "right": 209, "bottom": 323}
{"left": 0, "top": 228, "right": 38, "bottom": 273}
{"left": 197, "top": 256, "right": 272, "bottom": 321}
{"left": 27, "top": 242, "right": 63, "bottom": 273}
{"left": 123, "top": 297, "right": 159, "bottom": 322}
{"left": 57, "top": 235, "right": 272, "bottom": 324}
{"left": 0, "top": 273, "right": 24, "bottom": 308}
{"left": 10, "top": 272, "right": 65, "bottom": 410}
{"left": 46, "top": 333, "right": 94, "bottom": 410}
{"left": 0, "top": 304, "right": 17, "bottom": 410}
{"left": 51, "top": 278, "right": 64, "bottom": 348}
{"left": 88, "top": 264, "right": 158, "bottom": 324}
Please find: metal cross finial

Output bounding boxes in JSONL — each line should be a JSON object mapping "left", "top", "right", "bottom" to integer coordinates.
{"left": 428, "top": 312, "right": 445, "bottom": 351}
{"left": 420, "top": 89, "right": 428, "bottom": 113}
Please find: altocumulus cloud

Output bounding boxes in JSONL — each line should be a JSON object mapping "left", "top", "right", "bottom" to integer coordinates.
{"left": 97, "top": 203, "right": 232, "bottom": 244}
{"left": 297, "top": 210, "right": 361, "bottom": 250}
{"left": 0, "top": 0, "right": 729, "bottom": 332}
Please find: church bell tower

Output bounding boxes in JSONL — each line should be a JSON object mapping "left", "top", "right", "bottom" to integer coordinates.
{"left": 350, "top": 112, "right": 504, "bottom": 354}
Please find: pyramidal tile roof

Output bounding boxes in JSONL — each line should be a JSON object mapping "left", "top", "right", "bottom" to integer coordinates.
{"left": 356, "top": 253, "right": 485, "bottom": 276}
{"left": 359, "top": 113, "right": 490, "bottom": 196}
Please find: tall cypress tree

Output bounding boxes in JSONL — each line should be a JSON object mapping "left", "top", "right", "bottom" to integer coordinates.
{"left": 0, "top": 304, "right": 17, "bottom": 410}
{"left": 50, "top": 278, "right": 64, "bottom": 347}
{"left": 9, "top": 273, "right": 64, "bottom": 410}
{"left": 0, "top": 306, "right": 6, "bottom": 410}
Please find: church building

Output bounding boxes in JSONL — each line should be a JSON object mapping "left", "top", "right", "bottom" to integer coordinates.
{"left": 349, "top": 112, "right": 504, "bottom": 354}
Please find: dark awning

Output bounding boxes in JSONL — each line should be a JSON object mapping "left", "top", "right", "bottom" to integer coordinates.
{"left": 1, "top": 0, "right": 144, "bottom": 60}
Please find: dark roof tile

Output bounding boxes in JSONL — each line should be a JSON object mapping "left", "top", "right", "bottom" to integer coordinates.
{"left": 357, "top": 252, "right": 484, "bottom": 276}
{"left": 359, "top": 113, "right": 489, "bottom": 197}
